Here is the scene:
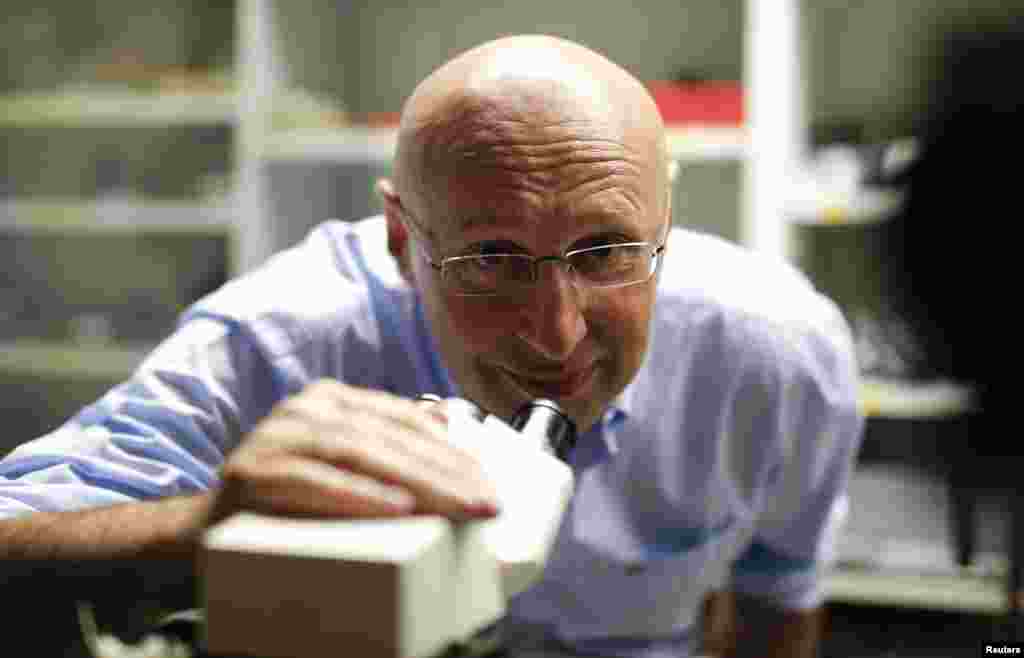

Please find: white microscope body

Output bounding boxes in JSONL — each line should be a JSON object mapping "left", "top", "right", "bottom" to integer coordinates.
{"left": 200, "top": 399, "right": 576, "bottom": 658}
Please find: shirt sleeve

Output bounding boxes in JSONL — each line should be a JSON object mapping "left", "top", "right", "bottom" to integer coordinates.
{"left": 0, "top": 315, "right": 283, "bottom": 520}
{"left": 728, "top": 304, "right": 865, "bottom": 610}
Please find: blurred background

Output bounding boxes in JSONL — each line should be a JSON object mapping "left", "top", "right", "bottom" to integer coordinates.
{"left": 1, "top": 1, "right": 1021, "bottom": 655}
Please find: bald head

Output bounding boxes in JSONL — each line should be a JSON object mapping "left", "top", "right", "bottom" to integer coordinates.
{"left": 390, "top": 35, "right": 669, "bottom": 232}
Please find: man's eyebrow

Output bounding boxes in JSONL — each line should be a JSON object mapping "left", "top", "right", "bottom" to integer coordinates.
{"left": 455, "top": 213, "right": 651, "bottom": 245}
{"left": 456, "top": 213, "right": 533, "bottom": 232}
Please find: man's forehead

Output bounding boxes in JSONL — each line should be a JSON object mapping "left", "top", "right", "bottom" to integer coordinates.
{"left": 412, "top": 108, "right": 659, "bottom": 242}
{"left": 411, "top": 81, "right": 628, "bottom": 165}
{"left": 424, "top": 187, "right": 655, "bottom": 250}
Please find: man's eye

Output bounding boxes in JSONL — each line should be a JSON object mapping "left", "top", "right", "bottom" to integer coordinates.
{"left": 473, "top": 254, "right": 504, "bottom": 270}
{"left": 571, "top": 244, "right": 647, "bottom": 278}
{"left": 570, "top": 233, "right": 633, "bottom": 251}
{"left": 464, "top": 240, "right": 523, "bottom": 257}
{"left": 572, "top": 247, "right": 615, "bottom": 271}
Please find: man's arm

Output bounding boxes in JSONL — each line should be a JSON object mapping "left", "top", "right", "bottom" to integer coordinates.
{"left": 0, "top": 492, "right": 211, "bottom": 597}
{"left": 712, "top": 279, "right": 862, "bottom": 658}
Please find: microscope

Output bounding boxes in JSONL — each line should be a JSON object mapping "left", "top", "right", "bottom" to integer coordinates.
{"left": 198, "top": 397, "right": 576, "bottom": 658}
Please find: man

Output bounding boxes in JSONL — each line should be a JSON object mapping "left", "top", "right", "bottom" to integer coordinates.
{"left": 0, "top": 35, "right": 863, "bottom": 657}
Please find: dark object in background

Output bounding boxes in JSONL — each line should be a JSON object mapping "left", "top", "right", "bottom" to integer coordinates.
{"left": 879, "top": 20, "right": 1023, "bottom": 621}
{"left": 881, "top": 22, "right": 1021, "bottom": 422}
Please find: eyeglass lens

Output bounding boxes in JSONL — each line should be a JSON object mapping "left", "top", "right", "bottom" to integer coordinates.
{"left": 444, "top": 244, "right": 657, "bottom": 294}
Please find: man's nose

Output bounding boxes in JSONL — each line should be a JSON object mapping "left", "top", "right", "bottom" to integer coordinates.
{"left": 515, "top": 265, "right": 588, "bottom": 361}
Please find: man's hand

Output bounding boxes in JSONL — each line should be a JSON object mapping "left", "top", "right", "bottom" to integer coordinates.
{"left": 209, "top": 379, "right": 500, "bottom": 524}
{"left": 703, "top": 590, "right": 823, "bottom": 658}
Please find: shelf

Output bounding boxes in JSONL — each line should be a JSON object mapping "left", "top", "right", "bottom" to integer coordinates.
{"left": 0, "top": 89, "right": 237, "bottom": 126}
{"left": 788, "top": 187, "right": 905, "bottom": 227}
{"left": 859, "top": 376, "right": 975, "bottom": 419}
{"left": 826, "top": 565, "right": 1006, "bottom": 614}
{"left": 665, "top": 125, "right": 747, "bottom": 162}
{"left": 0, "top": 200, "right": 231, "bottom": 235}
{"left": 0, "top": 86, "right": 347, "bottom": 130}
{"left": 262, "top": 124, "right": 748, "bottom": 165}
{"left": 263, "top": 126, "right": 398, "bottom": 164}
{"left": 828, "top": 461, "right": 1011, "bottom": 615}
{"left": 0, "top": 339, "right": 153, "bottom": 380}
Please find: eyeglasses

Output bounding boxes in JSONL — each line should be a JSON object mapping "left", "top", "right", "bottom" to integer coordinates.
{"left": 425, "top": 240, "right": 666, "bottom": 296}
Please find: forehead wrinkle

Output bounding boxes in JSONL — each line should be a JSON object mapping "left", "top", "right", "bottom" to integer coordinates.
{"left": 440, "top": 108, "right": 640, "bottom": 183}
{"left": 557, "top": 171, "right": 646, "bottom": 218}
{"left": 413, "top": 81, "right": 623, "bottom": 162}
{"left": 437, "top": 133, "right": 652, "bottom": 238}
{"left": 467, "top": 146, "right": 640, "bottom": 200}
{"left": 476, "top": 135, "right": 632, "bottom": 167}
{"left": 479, "top": 136, "right": 650, "bottom": 221}
{"left": 452, "top": 167, "right": 646, "bottom": 234}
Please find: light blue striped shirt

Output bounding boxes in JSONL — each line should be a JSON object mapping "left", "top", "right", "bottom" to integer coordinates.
{"left": 0, "top": 216, "right": 863, "bottom": 657}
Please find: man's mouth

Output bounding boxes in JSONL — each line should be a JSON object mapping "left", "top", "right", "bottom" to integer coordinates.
{"left": 496, "top": 362, "right": 598, "bottom": 400}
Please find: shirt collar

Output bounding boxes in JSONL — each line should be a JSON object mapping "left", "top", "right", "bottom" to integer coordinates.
{"left": 598, "top": 377, "right": 639, "bottom": 456}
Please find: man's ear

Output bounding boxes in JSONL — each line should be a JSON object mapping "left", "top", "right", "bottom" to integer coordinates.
{"left": 376, "top": 178, "right": 412, "bottom": 281}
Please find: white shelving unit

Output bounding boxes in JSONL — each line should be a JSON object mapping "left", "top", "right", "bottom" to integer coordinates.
{"left": 0, "top": 85, "right": 234, "bottom": 386}
{"left": 0, "top": 23, "right": 240, "bottom": 437}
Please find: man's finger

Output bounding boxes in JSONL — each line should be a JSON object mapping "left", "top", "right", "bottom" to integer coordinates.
{"left": 298, "top": 384, "right": 498, "bottom": 507}
{"left": 306, "top": 424, "right": 497, "bottom": 519}
{"left": 225, "top": 456, "right": 416, "bottom": 518}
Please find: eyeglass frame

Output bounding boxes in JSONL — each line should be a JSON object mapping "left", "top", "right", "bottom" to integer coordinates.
{"left": 400, "top": 208, "right": 670, "bottom": 297}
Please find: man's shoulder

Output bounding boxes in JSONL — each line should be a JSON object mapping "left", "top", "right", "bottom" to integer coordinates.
{"left": 653, "top": 228, "right": 854, "bottom": 371}
{"left": 189, "top": 216, "right": 399, "bottom": 319}
{"left": 181, "top": 216, "right": 408, "bottom": 350}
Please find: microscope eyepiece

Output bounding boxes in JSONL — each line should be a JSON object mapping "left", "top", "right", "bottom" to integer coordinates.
{"left": 417, "top": 394, "right": 575, "bottom": 462}
{"left": 510, "top": 399, "right": 577, "bottom": 462}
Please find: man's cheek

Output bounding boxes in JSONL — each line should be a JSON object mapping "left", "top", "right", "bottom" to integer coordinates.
{"left": 590, "top": 295, "right": 653, "bottom": 372}
{"left": 443, "top": 298, "right": 516, "bottom": 349}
